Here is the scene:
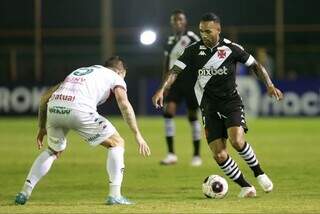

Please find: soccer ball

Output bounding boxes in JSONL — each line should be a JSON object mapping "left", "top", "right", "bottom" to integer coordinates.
{"left": 202, "top": 174, "right": 228, "bottom": 199}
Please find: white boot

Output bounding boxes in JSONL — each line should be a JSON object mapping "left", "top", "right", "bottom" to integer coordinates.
{"left": 190, "top": 156, "right": 202, "bottom": 167}
{"left": 257, "top": 174, "right": 273, "bottom": 193}
{"left": 238, "top": 186, "right": 256, "bottom": 198}
{"left": 160, "top": 153, "right": 178, "bottom": 165}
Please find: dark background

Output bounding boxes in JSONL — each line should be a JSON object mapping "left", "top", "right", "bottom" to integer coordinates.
{"left": 0, "top": 0, "right": 319, "bottom": 115}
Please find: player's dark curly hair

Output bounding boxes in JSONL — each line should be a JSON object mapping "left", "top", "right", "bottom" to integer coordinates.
{"left": 104, "top": 56, "right": 128, "bottom": 70}
{"left": 201, "top": 12, "right": 220, "bottom": 23}
{"left": 171, "top": 9, "right": 186, "bottom": 16}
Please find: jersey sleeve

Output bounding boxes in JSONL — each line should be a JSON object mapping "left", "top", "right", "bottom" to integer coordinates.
{"left": 173, "top": 45, "right": 194, "bottom": 71}
{"left": 112, "top": 74, "right": 127, "bottom": 92}
{"left": 231, "top": 43, "right": 255, "bottom": 66}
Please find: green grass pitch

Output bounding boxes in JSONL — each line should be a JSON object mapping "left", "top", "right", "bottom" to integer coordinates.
{"left": 0, "top": 116, "right": 320, "bottom": 213}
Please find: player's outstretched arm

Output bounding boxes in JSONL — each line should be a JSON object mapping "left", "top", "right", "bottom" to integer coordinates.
{"left": 249, "top": 61, "right": 283, "bottom": 101}
{"left": 37, "top": 83, "right": 61, "bottom": 149}
{"left": 152, "top": 65, "right": 181, "bottom": 108}
{"left": 114, "top": 87, "right": 151, "bottom": 157}
{"left": 162, "top": 55, "right": 170, "bottom": 82}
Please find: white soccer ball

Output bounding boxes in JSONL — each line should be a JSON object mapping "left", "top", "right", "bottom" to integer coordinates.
{"left": 202, "top": 174, "right": 228, "bottom": 199}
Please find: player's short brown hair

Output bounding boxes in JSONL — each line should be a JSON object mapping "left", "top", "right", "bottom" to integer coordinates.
{"left": 104, "top": 56, "right": 127, "bottom": 70}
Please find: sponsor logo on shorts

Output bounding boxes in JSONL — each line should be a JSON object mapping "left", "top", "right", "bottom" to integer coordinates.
{"left": 87, "top": 134, "right": 101, "bottom": 142}
{"left": 49, "top": 106, "right": 71, "bottom": 115}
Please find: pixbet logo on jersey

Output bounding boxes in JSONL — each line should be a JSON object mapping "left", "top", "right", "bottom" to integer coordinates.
{"left": 198, "top": 66, "right": 228, "bottom": 76}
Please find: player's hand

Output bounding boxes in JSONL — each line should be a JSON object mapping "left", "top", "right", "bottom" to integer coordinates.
{"left": 267, "top": 85, "right": 283, "bottom": 101}
{"left": 152, "top": 89, "right": 164, "bottom": 109}
{"left": 135, "top": 133, "right": 151, "bottom": 157}
{"left": 36, "top": 128, "right": 47, "bottom": 149}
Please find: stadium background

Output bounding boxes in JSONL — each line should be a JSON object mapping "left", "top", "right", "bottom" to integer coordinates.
{"left": 1, "top": 1, "right": 320, "bottom": 213}
{"left": 0, "top": 0, "right": 320, "bottom": 116}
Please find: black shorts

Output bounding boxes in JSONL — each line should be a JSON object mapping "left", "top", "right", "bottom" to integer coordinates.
{"left": 164, "top": 79, "right": 198, "bottom": 110}
{"left": 201, "top": 94, "right": 248, "bottom": 143}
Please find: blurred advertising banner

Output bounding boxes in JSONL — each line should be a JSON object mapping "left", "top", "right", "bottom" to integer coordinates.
{"left": 146, "top": 77, "right": 320, "bottom": 117}
{"left": 1, "top": 77, "right": 320, "bottom": 116}
{"left": 235, "top": 76, "right": 320, "bottom": 116}
{"left": 0, "top": 86, "right": 47, "bottom": 115}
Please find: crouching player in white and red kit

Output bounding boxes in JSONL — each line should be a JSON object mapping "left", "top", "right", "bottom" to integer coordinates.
{"left": 15, "top": 56, "right": 151, "bottom": 205}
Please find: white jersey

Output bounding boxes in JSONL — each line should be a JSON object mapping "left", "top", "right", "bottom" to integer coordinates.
{"left": 48, "top": 65, "right": 127, "bottom": 112}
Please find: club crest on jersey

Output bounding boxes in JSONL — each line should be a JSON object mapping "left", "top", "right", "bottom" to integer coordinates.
{"left": 73, "top": 68, "right": 94, "bottom": 76}
{"left": 198, "top": 66, "right": 228, "bottom": 76}
{"left": 217, "top": 49, "right": 226, "bottom": 59}
{"left": 198, "top": 51, "right": 206, "bottom": 56}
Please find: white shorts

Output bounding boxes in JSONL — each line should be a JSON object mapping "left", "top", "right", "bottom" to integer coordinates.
{"left": 46, "top": 105, "right": 116, "bottom": 152}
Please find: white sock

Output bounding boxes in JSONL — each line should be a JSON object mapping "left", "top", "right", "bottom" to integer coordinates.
{"left": 107, "top": 146, "right": 125, "bottom": 198}
{"left": 164, "top": 118, "right": 175, "bottom": 137}
{"left": 109, "top": 185, "right": 121, "bottom": 198}
{"left": 191, "top": 120, "right": 201, "bottom": 141}
{"left": 21, "top": 149, "right": 57, "bottom": 198}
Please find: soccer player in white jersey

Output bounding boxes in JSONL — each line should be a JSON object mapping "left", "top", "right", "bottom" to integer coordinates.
{"left": 15, "top": 56, "right": 151, "bottom": 205}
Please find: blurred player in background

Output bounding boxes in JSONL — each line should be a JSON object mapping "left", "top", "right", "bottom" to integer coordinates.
{"left": 153, "top": 13, "right": 283, "bottom": 198}
{"left": 160, "top": 9, "right": 202, "bottom": 166}
{"left": 15, "top": 56, "right": 151, "bottom": 205}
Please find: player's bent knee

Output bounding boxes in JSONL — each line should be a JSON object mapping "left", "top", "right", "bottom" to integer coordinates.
{"left": 163, "top": 102, "right": 177, "bottom": 117}
{"left": 101, "top": 133, "right": 125, "bottom": 148}
{"left": 114, "top": 137, "right": 125, "bottom": 147}
{"left": 47, "top": 147, "right": 63, "bottom": 158}
{"left": 213, "top": 151, "right": 228, "bottom": 164}
{"left": 228, "top": 127, "right": 245, "bottom": 149}
{"left": 229, "top": 136, "right": 245, "bottom": 150}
